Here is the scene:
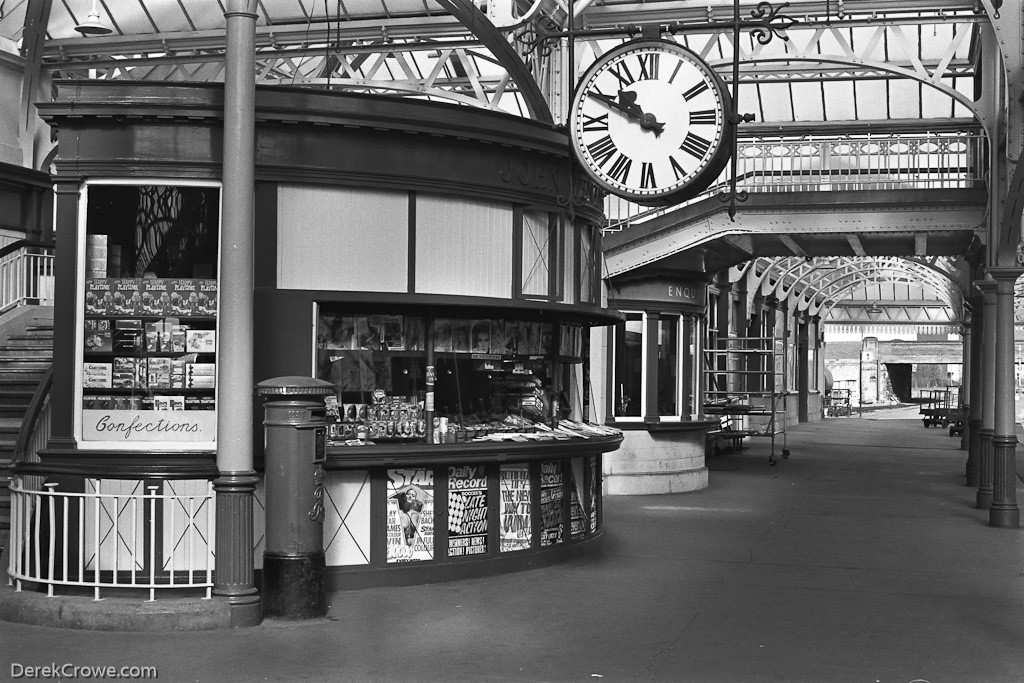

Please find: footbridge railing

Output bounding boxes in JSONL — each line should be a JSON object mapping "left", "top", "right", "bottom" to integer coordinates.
{"left": 604, "top": 131, "right": 986, "bottom": 233}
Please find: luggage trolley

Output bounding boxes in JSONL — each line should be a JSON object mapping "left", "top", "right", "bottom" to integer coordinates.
{"left": 825, "top": 380, "right": 854, "bottom": 417}
{"left": 921, "top": 387, "right": 955, "bottom": 428}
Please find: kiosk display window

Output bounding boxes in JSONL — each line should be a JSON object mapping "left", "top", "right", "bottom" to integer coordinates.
{"left": 315, "top": 305, "right": 608, "bottom": 446}
{"left": 78, "top": 183, "right": 220, "bottom": 447}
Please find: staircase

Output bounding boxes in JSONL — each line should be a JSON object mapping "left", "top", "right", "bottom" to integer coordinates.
{"left": 0, "top": 316, "right": 54, "bottom": 534}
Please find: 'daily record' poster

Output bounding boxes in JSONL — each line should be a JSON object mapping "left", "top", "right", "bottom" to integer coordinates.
{"left": 448, "top": 465, "right": 488, "bottom": 557}
{"left": 540, "top": 460, "right": 563, "bottom": 547}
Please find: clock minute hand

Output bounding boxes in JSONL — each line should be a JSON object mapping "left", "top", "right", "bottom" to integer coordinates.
{"left": 587, "top": 91, "right": 665, "bottom": 136}
{"left": 588, "top": 91, "right": 640, "bottom": 118}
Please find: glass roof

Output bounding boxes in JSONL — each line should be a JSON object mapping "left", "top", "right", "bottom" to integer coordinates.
{"left": 0, "top": 0, "right": 993, "bottom": 317}
{"left": 0, "top": 1, "right": 982, "bottom": 125}
{"left": 743, "top": 255, "right": 968, "bottom": 321}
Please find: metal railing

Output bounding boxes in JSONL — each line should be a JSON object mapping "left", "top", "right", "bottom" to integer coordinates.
{"left": 604, "top": 131, "right": 987, "bottom": 232}
{"left": 8, "top": 478, "right": 216, "bottom": 601}
{"left": 0, "top": 241, "right": 55, "bottom": 314}
{"left": 9, "top": 367, "right": 52, "bottom": 494}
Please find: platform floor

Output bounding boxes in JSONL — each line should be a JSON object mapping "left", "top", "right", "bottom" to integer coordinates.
{"left": 2, "top": 413, "right": 1023, "bottom": 682}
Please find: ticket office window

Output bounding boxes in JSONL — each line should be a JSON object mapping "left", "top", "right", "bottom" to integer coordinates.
{"left": 316, "top": 307, "right": 587, "bottom": 444}
{"left": 657, "top": 317, "right": 678, "bottom": 417}
{"left": 612, "top": 312, "right": 702, "bottom": 422}
{"left": 612, "top": 313, "right": 644, "bottom": 419}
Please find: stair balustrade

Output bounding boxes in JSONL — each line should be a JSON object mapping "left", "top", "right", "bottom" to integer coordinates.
{"left": 0, "top": 241, "right": 55, "bottom": 315}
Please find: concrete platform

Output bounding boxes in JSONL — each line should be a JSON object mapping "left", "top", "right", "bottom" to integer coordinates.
{"left": 1, "top": 414, "right": 1022, "bottom": 682}
{"left": 0, "top": 582, "right": 231, "bottom": 632}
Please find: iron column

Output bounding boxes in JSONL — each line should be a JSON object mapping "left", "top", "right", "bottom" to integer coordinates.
{"left": 986, "top": 268, "right": 1020, "bottom": 528}
{"left": 213, "top": 0, "right": 260, "bottom": 626}
{"left": 965, "top": 294, "right": 983, "bottom": 486}
{"left": 973, "top": 279, "right": 997, "bottom": 510}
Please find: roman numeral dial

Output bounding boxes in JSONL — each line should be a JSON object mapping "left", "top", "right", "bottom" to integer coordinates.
{"left": 569, "top": 39, "right": 733, "bottom": 206}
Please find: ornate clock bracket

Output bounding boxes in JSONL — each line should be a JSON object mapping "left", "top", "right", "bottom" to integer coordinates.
{"left": 519, "top": 1, "right": 797, "bottom": 221}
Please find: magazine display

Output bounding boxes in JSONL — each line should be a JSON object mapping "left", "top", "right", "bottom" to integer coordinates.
{"left": 81, "top": 277, "right": 218, "bottom": 444}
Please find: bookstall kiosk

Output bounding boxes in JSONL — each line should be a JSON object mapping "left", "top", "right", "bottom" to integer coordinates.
{"left": 32, "top": 82, "right": 622, "bottom": 589}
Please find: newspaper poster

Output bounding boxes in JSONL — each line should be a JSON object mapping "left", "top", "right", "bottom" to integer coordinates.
{"left": 386, "top": 468, "right": 434, "bottom": 563}
{"left": 500, "top": 464, "right": 531, "bottom": 552}
{"left": 448, "top": 465, "right": 487, "bottom": 557}
{"left": 540, "top": 460, "right": 563, "bottom": 546}
{"left": 569, "top": 458, "right": 586, "bottom": 539}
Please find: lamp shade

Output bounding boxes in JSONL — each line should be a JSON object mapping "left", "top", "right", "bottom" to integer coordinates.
{"left": 75, "top": 3, "right": 112, "bottom": 35}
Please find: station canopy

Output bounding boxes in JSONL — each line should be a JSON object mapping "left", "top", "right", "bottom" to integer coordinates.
{"left": 0, "top": 0, "right": 1001, "bottom": 323}
{"left": 0, "top": 0, "right": 984, "bottom": 125}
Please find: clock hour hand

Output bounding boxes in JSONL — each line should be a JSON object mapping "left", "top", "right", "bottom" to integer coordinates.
{"left": 587, "top": 91, "right": 665, "bottom": 136}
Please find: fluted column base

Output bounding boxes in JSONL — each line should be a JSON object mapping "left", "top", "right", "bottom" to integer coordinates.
{"left": 989, "top": 434, "right": 1020, "bottom": 528}
{"left": 976, "top": 428, "right": 993, "bottom": 510}
{"left": 213, "top": 471, "right": 262, "bottom": 627}
{"left": 965, "top": 418, "right": 982, "bottom": 487}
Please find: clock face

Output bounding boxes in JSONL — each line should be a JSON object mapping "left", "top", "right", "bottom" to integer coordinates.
{"left": 569, "top": 40, "right": 733, "bottom": 206}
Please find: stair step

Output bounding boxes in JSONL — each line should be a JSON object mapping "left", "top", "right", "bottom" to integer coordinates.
{"left": 1, "top": 338, "right": 52, "bottom": 346}
{"left": 0, "top": 361, "right": 51, "bottom": 370}
{"left": 0, "top": 388, "right": 35, "bottom": 399}
{"left": 0, "top": 376, "right": 44, "bottom": 387}
{"left": 0, "top": 378, "right": 47, "bottom": 390}
{"left": 0, "top": 373, "right": 45, "bottom": 383}
{"left": 0, "top": 373, "right": 49, "bottom": 383}
{"left": 5, "top": 333, "right": 54, "bottom": 343}
{"left": 0, "top": 348, "right": 53, "bottom": 358}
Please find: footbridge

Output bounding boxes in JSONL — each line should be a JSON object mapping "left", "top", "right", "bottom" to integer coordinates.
{"left": 602, "top": 132, "right": 987, "bottom": 284}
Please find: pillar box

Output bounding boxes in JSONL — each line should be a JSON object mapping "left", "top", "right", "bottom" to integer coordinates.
{"left": 255, "top": 376, "right": 335, "bottom": 619}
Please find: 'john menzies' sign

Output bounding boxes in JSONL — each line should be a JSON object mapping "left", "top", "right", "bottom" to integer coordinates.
{"left": 83, "top": 410, "right": 217, "bottom": 444}
{"left": 608, "top": 278, "right": 706, "bottom": 312}
{"left": 498, "top": 158, "right": 604, "bottom": 218}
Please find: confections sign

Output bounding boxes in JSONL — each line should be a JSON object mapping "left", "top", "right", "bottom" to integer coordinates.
{"left": 82, "top": 409, "right": 217, "bottom": 443}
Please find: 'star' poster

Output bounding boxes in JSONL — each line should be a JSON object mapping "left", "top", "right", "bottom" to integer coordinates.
{"left": 500, "top": 464, "right": 532, "bottom": 552}
{"left": 387, "top": 468, "right": 434, "bottom": 563}
{"left": 448, "top": 465, "right": 488, "bottom": 557}
{"left": 540, "top": 460, "right": 563, "bottom": 546}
